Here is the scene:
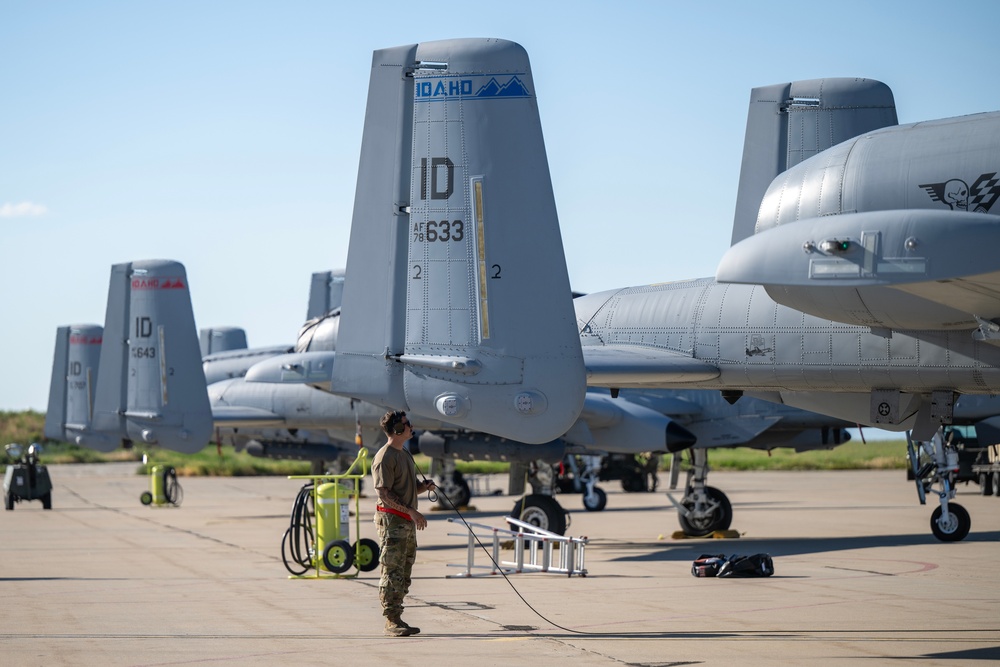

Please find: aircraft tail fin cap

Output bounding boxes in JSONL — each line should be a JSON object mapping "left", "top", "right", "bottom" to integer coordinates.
{"left": 91, "top": 260, "right": 213, "bottom": 453}
{"left": 731, "top": 77, "right": 897, "bottom": 245}
{"left": 331, "top": 38, "right": 586, "bottom": 443}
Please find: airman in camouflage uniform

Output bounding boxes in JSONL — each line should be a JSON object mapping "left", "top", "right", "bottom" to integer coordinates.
{"left": 372, "top": 410, "right": 436, "bottom": 637}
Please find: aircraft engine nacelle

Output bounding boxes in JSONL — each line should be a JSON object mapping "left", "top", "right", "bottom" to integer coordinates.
{"left": 718, "top": 111, "right": 1000, "bottom": 330}
{"left": 569, "top": 392, "right": 697, "bottom": 454}
{"left": 414, "top": 432, "right": 566, "bottom": 464}
{"left": 755, "top": 113, "right": 1000, "bottom": 236}
{"left": 295, "top": 309, "right": 340, "bottom": 353}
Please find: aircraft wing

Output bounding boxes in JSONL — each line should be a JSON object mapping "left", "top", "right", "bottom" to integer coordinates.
{"left": 582, "top": 345, "right": 720, "bottom": 387}
{"left": 209, "top": 405, "right": 286, "bottom": 428}
{"left": 685, "top": 415, "right": 782, "bottom": 448}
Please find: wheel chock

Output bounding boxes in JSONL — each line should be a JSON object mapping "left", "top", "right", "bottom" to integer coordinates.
{"left": 671, "top": 529, "right": 741, "bottom": 540}
{"left": 431, "top": 504, "right": 475, "bottom": 512}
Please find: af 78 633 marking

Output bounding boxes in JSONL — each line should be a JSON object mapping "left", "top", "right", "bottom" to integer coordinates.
{"left": 412, "top": 219, "right": 463, "bottom": 243}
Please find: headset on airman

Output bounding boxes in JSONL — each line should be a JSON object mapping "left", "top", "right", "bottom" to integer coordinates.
{"left": 382, "top": 410, "right": 409, "bottom": 436}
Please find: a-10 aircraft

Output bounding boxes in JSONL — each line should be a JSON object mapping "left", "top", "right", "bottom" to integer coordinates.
{"left": 46, "top": 38, "right": 1000, "bottom": 540}
{"left": 212, "top": 270, "right": 870, "bottom": 534}
{"left": 224, "top": 38, "right": 999, "bottom": 540}
{"left": 45, "top": 264, "right": 870, "bottom": 536}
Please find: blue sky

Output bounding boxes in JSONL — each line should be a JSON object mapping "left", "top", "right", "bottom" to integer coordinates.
{"left": 2, "top": 0, "right": 999, "bottom": 415}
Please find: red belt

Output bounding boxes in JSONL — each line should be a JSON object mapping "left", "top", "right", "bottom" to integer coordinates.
{"left": 377, "top": 505, "right": 412, "bottom": 521}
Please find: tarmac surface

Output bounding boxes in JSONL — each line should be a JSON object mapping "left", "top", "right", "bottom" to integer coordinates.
{"left": 1, "top": 463, "right": 998, "bottom": 666}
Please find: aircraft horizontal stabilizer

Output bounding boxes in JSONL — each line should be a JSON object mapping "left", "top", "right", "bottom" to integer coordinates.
{"left": 686, "top": 415, "right": 782, "bottom": 449}
{"left": 328, "top": 38, "right": 586, "bottom": 444}
{"left": 244, "top": 351, "right": 337, "bottom": 388}
{"left": 582, "top": 345, "right": 720, "bottom": 387}
{"left": 209, "top": 406, "right": 285, "bottom": 428}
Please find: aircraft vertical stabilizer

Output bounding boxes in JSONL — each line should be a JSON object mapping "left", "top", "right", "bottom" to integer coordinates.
{"left": 306, "top": 269, "right": 346, "bottom": 320}
{"left": 731, "top": 78, "right": 897, "bottom": 245}
{"left": 199, "top": 326, "right": 248, "bottom": 356}
{"left": 44, "top": 324, "right": 116, "bottom": 450}
{"left": 331, "top": 38, "right": 586, "bottom": 444}
{"left": 91, "top": 260, "right": 213, "bottom": 453}
{"left": 44, "top": 327, "right": 71, "bottom": 441}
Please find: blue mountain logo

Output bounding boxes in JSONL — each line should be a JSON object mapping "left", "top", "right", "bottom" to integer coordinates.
{"left": 414, "top": 75, "right": 531, "bottom": 101}
{"left": 475, "top": 76, "right": 530, "bottom": 98}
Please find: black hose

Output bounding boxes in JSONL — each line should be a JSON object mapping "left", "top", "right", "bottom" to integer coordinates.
{"left": 163, "top": 467, "right": 183, "bottom": 506}
{"left": 416, "top": 464, "right": 594, "bottom": 635}
{"left": 281, "top": 482, "right": 315, "bottom": 575}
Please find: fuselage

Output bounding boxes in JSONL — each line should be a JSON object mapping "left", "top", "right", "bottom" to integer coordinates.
{"left": 576, "top": 278, "right": 1000, "bottom": 394}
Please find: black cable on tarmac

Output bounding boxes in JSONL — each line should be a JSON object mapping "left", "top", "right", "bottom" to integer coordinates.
{"left": 416, "top": 465, "right": 591, "bottom": 636}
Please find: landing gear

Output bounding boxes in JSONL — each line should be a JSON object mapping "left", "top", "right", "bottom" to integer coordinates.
{"left": 677, "top": 486, "right": 732, "bottom": 536}
{"left": 582, "top": 486, "right": 607, "bottom": 512}
{"left": 431, "top": 458, "right": 472, "bottom": 509}
{"left": 504, "top": 460, "right": 570, "bottom": 535}
{"left": 980, "top": 472, "right": 995, "bottom": 496}
{"left": 930, "top": 504, "right": 971, "bottom": 542}
{"left": 907, "top": 429, "right": 973, "bottom": 542}
{"left": 558, "top": 455, "right": 607, "bottom": 511}
{"left": 671, "top": 448, "right": 733, "bottom": 536}
{"left": 510, "top": 493, "right": 567, "bottom": 535}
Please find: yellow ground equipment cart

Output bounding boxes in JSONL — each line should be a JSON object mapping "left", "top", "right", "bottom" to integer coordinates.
{"left": 139, "top": 463, "right": 183, "bottom": 507}
{"left": 282, "top": 448, "right": 379, "bottom": 578}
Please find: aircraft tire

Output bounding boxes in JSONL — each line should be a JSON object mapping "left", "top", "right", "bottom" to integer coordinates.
{"left": 448, "top": 472, "right": 472, "bottom": 508}
{"left": 510, "top": 494, "right": 567, "bottom": 535}
{"left": 677, "top": 486, "right": 733, "bottom": 537}
{"left": 621, "top": 475, "right": 647, "bottom": 493}
{"left": 582, "top": 486, "right": 607, "bottom": 512}
{"left": 930, "top": 503, "right": 971, "bottom": 542}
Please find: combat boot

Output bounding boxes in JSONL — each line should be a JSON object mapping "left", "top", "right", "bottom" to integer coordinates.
{"left": 397, "top": 617, "right": 420, "bottom": 634}
{"left": 384, "top": 615, "right": 419, "bottom": 637}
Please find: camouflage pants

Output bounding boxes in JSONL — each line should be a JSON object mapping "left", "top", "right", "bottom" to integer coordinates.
{"left": 375, "top": 511, "right": 417, "bottom": 618}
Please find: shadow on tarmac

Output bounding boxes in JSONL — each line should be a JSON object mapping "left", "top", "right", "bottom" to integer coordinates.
{"left": 606, "top": 530, "right": 1000, "bottom": 562}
